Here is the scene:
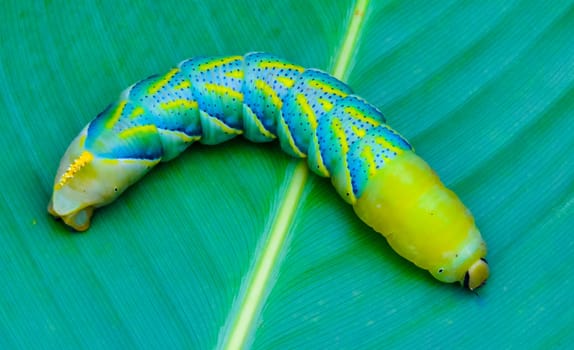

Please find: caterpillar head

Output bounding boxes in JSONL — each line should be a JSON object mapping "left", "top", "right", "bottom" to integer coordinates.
{"left": 48, "top": 126, "right": 158, "bottom": 231}
{"left": 462, "top": 258, "right": 489, "bottom": 291}
{"left": 353, "top": 151, "right": 489, "bottom": 291}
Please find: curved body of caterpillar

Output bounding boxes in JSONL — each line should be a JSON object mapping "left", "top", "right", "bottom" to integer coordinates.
{"left": 48, "top": 52, "right": 488, "bottom": 290}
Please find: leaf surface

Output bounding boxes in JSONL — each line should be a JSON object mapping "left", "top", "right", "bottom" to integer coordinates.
{"left": 1, "top": 1, "right": 573, "bottom": 348}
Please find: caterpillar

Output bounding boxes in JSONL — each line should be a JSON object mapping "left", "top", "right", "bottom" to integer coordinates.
{"left": 48, "top": 52, "right": 489, "bottom": 290}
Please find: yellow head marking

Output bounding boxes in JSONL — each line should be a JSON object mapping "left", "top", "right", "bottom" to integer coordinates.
{"left": 55, "top": 151, "right": 94, "bottom": 190}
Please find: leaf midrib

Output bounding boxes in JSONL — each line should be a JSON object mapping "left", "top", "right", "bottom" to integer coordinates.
{"left": 219, "top": 0, "right": 370, "bottom": 349}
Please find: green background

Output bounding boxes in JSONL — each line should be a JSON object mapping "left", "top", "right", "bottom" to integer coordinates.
{"left": 1, "top": 0, "right": 573, "bottom": 348}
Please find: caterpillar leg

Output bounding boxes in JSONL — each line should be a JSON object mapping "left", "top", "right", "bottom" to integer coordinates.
{"left": 353, "top": 151, "right": 488, "bottom": 290}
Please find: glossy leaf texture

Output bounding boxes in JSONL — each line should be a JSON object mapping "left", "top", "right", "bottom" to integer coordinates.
{"left": 1, "top": 1, "right": 573, "bottom": 348}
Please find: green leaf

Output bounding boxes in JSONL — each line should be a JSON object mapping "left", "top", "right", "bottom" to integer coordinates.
{"left": 1, "top": 0, "right": 573, "bottom": 348}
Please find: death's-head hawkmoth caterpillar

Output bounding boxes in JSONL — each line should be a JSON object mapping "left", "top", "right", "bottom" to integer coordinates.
{"left": 48, "top": 52, "right": 489, "bottom": 290}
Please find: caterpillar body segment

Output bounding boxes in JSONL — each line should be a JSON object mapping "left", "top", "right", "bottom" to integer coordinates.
{"left": 49, "top": 52, "right": 488, "bottom": 290}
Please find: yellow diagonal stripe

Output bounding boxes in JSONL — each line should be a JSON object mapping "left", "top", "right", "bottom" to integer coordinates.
{"left": 198, "top": 56, "right": 242, "bottom": 71}
{"left": 360, "top": 144, "right": 377, "bottom": 177}
{"left": 104, "top": 100, "right": 127, "bottom": 129}
{"left": 159, "top": 99, "right": 198, "bottom": 112}
{"left": 129, "top": 106, "right": 145, "bottom": 120}
{"left": 173, "top": 80, "right": 191, "bottom": 90}
{"left": 344, "top": 106, "right": 380, "bottom": 126}
{"left": 258, "top": 61, "right": 304, "bottom": 72}
{"left": 309, "top": 80, "right": 348, "bottom": 97}
{"left": 148, "top": 68, "right": 180, "bottom": 95}
{"left": 204, "top": 83, "right": 243, "bottom": 101}
{"left": 374, "top": 127, "right": 406, "bottom": 158}
{"left": 225, "top": 70, "right": 244, "bottom": 79}
{"left": 276, "top": 76, "right": 296, "bottom": 88}
{"left": 255, "top": 79, "right": 282, "bottom": 110}
{"left": 331, "top": 118, "right": 355, "bottom": 201}
{"left": 295, "top": 93, "right": 318, "bottom": 130}
{"left": 332, "top": 118, "right": 350, "bottom": 154}
{"left": 119, "top": 125, "right": 157, "bottom": 140}
{"left": 317, "top": 98, "right": 334, "bottom": 111}
{"left": 351, "top": 125, "right": 367, "bottom": 138}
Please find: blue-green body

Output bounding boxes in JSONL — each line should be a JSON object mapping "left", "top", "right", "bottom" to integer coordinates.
{"left": 84, "top": 52, "right": 411, "bottom": 202}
